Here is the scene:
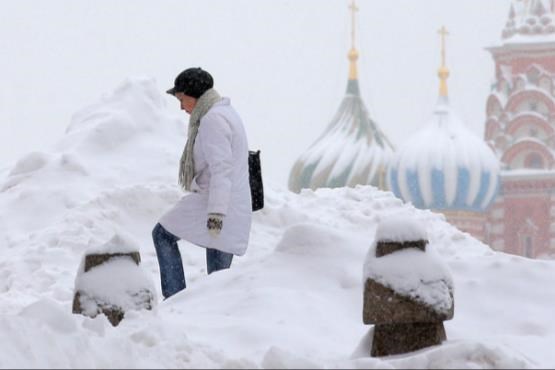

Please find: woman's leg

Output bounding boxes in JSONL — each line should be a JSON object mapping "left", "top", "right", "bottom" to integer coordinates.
{"left": 206, "top": 248, "right": 234, "bottom": 275}
{"left": 152, "top": 223, "right": 186, "bottom": 299}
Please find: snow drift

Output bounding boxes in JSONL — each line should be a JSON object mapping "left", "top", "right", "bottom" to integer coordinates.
{"left": 0, "top": 77, "right": 553, "bottom": 368}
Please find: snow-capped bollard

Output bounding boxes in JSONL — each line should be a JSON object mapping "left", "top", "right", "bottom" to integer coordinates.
{"left": 363, "top": 216, "right": 454, "bottom": 357}
{"left": 72, "top": 234, "right": 156, "bottom": 326}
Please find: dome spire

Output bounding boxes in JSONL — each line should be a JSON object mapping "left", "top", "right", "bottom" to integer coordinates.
{"left": 438, "top": 26, "right": 450, "bottom": 99}
{"left": 348, "top": 0, "right": 359, "bottom": 81}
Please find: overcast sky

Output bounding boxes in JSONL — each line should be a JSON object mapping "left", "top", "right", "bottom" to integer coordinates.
{"left": 0, "top": 0, "right": 510, "bottom": 186}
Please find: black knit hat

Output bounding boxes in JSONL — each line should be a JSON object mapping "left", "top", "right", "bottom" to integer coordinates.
{"left": 166, "top": 67, "right": 214, "bottom": 99}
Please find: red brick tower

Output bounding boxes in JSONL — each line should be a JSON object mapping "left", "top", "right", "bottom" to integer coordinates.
{"left": 485, "top": 0, "right": 555, "bottom": 258}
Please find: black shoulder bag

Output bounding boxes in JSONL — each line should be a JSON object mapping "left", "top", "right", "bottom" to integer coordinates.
{"left": 248, "top": 150, "right": 264, "bottom": 211}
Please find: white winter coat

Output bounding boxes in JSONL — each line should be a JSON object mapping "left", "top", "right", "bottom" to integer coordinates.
{"left": 159, "top": 98, "right": 252, "bottom": 256}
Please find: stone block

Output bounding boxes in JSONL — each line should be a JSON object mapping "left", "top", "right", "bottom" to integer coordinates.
{"left": 371, "top": 322, "right": 447, "bottom": 357}
{"left": 72, "top": 289, "right": 153, "bottom": 327}
{"left": 84, "top": 252, "right": 141, "bottom": 272}
{"left": 375, "top": 239, "right": 427, "bottom": 257}
{"left": 363, "top": 278, "right": 454, "bottom": 325}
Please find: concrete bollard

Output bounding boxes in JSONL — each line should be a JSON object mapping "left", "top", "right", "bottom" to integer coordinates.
{"left": 72, "top": 234, "right": 156, "bottom": 326}
{"left": 363, "top": 216, "right": 454, "bottom": 357}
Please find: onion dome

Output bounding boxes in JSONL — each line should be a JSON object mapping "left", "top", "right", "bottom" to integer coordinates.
{"left": 389, "top": 27, "right": 500, "bottom": 212}
{"left": 288, "top": 0, "right": 394, "bottom": 193}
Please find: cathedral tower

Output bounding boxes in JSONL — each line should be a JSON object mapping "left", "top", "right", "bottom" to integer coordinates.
{"left": 485, "top": 0, "right": 555, "bottom": 258}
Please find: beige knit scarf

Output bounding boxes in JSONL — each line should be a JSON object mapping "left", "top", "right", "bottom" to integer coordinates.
{"left": 178, "top": 88, "right": 222, "bottom": 191}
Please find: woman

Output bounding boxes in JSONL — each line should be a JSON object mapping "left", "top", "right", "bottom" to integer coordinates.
{"left": 153, "top": 67, "right": 252, "bottom": 299}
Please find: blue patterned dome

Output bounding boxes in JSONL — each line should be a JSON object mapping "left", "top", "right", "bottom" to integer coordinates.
{"left": 389, "top": 97, "right": 500, "bottom": 212}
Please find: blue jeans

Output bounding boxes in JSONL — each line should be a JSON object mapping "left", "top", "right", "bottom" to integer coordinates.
{"left": 152, "top": 223, "right": 234, "bottom": 299}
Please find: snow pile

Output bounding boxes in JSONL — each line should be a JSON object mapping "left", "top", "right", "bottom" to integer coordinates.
{"left": 374, "top": 214, "right": 428, "bottom": 242}
{"left": 0, "top": 78, "right": 553, "bottom": 368}
{"left": 86, "top": 232, "right": 143, "bottom": 255}
{"left": 0, "top": 76, "right": 184, "bottom": 236}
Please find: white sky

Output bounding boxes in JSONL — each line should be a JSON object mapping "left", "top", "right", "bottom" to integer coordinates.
{"left": 0, "top": 0, "right": 509, "bottom": 186}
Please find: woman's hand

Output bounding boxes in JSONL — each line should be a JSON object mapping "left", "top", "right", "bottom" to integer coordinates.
{"left": 207, "top": 213, "right": 225, "bottom": 237}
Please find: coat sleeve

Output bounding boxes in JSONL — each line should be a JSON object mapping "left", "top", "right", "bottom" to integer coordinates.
{"left": 199, "top": 111, "right": 233, "bottom": 215}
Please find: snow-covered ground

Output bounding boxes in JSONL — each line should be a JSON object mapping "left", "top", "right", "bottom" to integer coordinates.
{"left": 0, "top": 78, "right": 553, "bottom": 369}
{"left": 0, "top": 165, "right": 8, "bottom": 183}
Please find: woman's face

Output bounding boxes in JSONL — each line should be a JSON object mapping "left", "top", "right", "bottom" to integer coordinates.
{"left": 175, "top": 93, "right": 197, "bottom": 114}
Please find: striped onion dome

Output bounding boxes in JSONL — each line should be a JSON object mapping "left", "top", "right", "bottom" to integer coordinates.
{"left": 288, "top": 76, "right": 394, "bottom": 193}
{"left": 289, "top": 2, "right": 394, "bottom": 193}
{"left": 388, "top": 96, "right": 500, "bottom": 212}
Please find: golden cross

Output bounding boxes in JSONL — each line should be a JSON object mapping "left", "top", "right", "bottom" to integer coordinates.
{"left": 438, "top": 26, "right": 449, "bottom": 67}
{"left": 349, "top": 0, "right": 359, "bottom": 49}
